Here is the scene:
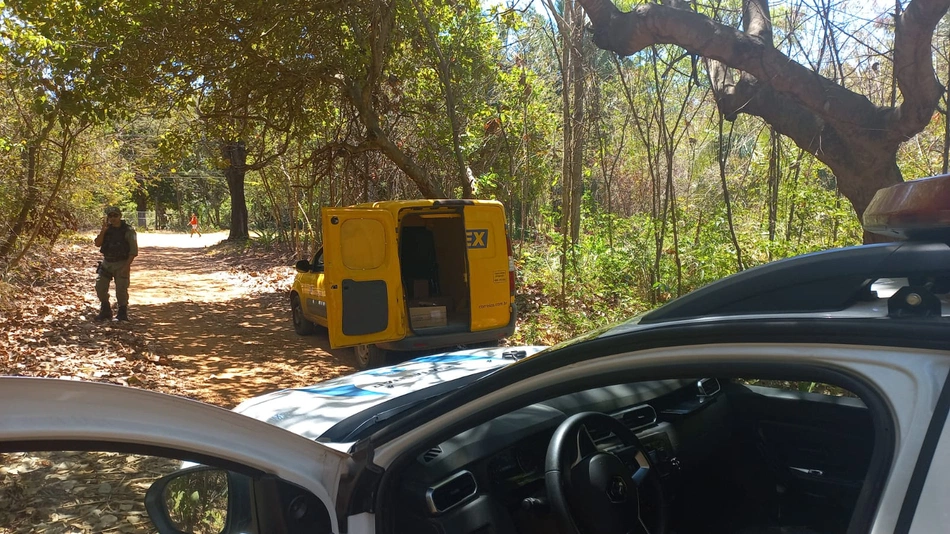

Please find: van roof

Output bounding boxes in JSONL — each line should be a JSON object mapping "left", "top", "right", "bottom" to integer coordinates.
{"left": 350, "top": 199, "right": 504, "bottom": 212}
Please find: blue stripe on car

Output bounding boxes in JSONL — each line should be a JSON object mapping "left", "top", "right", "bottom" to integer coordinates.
{"left": 409, "top": 354, "right": 486, "bottom": 363}
{"left": 301, "top": 384, "right": 387, "bottom": 397}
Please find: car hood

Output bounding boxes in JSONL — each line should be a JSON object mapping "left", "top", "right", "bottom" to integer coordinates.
{"left": 233, "top": 346, "right": 547, "bottom": 442}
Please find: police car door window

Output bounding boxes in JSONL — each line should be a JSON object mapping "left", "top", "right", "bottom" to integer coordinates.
{"left": 0, "top": 450, "right": 226, "bottom": 533}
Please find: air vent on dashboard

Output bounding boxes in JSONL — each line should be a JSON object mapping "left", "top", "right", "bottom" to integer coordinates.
{"left": 426, "top": 470, "right": 477, "bottom": 514}
{"left": 421, "top": 446, "right": 443, "bottom": 463}
{"left": 588, "top": 405, "right": 658, "bottom": 444}
{"left": 697, "top": 378, "right": 721, "bottom": 398}
{"left": 618, "top": 404, "right": 658, "bottom": 431}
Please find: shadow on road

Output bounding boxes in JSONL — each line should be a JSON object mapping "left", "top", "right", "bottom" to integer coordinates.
{"left": 126, "top": 243, "right": 357, "bottom": 408}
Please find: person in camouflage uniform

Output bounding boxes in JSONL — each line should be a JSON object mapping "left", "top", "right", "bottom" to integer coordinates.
{"left": 93, "top": 206, "right": 138, "bottom": 321}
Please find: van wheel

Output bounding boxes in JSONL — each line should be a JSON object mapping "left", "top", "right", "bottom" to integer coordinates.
{"left": 291, "top": 294, "right": 316, "bottom": 336}
{"left": 355, "top": 344, "right": 388, "bottom": 370}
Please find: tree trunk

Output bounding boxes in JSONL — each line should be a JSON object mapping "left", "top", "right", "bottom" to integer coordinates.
{"left": 133, "top": 176, "right": 149, "bottom": 229}
{"left": 346, "top": 3, "right": 448, "bottom": 200}
{"left": 0, "top": 113, "right": 58, "bottom": 264}
{"left": 0, "top": 145, "right": 39, "bottom": 263}
{"left": 568, "top": 0, "right": 585, "bottom": 245}
{"left": 223, "top": 140, "right": 250, "bottom": 241}
{"left": 6, "top": 126, "right": 82, "bottom": 273}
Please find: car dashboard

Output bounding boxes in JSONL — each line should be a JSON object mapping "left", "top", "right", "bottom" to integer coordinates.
{"left": 394, "top": 378, "right": 732, "bottom": 534}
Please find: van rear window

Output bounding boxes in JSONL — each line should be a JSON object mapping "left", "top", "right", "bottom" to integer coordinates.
{"left": 341, "top": 219, "right": 387, "bottom": 269}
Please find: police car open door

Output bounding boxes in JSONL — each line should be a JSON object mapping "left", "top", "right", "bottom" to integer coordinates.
{"left": 0, "top": 377, "right": 348, "bottom": 534}
{"left": 323, "top": 208, "right": 405, "bottom": 348}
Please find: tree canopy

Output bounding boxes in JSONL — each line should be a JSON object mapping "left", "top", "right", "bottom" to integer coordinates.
{"left": 3, "top": 0, "right": 950, "bottom": 318}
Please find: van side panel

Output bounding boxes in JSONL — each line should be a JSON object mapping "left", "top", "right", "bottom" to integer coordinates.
{"left": 464, "top": 205, "right": 512, "bottom": 331}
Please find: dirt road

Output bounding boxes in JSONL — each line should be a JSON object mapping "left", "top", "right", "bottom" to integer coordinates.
{"left": 0, "top": 231, "right": 357, "bottom": 408}
{"left": 0, "top": 232, "right": 363, "bottom": 531}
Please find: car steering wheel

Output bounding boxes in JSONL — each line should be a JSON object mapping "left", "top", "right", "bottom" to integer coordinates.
{"left": 545, "top": 412, "right": 667, "bottom": 534}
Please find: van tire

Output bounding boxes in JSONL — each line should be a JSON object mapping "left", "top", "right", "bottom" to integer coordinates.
{"left": 291, "top": 294, "right": 316, "bottom": 336}
{"left": 355, "top": 344, "right": 388, "bottom": 369}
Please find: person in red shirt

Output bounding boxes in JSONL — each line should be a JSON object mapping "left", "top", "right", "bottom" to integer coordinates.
{"left": 189, "top": 213, "right": 202, "bottom": 238}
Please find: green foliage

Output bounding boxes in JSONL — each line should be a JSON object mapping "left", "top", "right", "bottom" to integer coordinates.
{"left": 251, "top": 224, "right": 279, "bottom": 247}
{"left": 510, "top": 152, "right": 863, "bottom": 345}
{"left": 163, "top": 469, "right": 228, "bottom": 534}
{"left": 0, "top": 0, "right": 929, "bottom": 340}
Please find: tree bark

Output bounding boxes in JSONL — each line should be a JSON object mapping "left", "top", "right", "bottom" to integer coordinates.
{"left": 6, "top": 126, "right": 83, "bottom": 272}
{"left": 223, "top": 140, "right": 250, "bottom": 241}
{"left": 577, "top": 0, "right": 950, "bottom": 223}
{"left": 0, "top": 114, "right": 58, "bottom": 264}
{"left": 133, "top": 174, "right": 149, "bottom": 229}
{"left": 0, "top": 145, "right": 39, "bottom": 263}
{"left": 347, "top": 80, "right": 448, "bottom": 199}
{"left": 569, "top": 0, "right": 585, "bottom": 244}
{"left": 544, "top": 0, "right": 587, "bottom": 246}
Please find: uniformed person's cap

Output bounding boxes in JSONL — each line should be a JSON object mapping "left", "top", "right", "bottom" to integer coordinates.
{"left": 105, "top": 206, "right": 121, "bottom": 216}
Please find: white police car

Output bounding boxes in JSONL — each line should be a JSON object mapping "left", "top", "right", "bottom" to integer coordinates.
{"left": 2, "top": 175, "right": 949, "bottom": 534}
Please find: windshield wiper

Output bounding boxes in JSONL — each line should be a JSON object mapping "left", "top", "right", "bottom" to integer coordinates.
{"left": 340, "top": 392, "right": 448, "bottom": 441}
{"left": 319, "top": 369, "right": 498, "bottom": 442}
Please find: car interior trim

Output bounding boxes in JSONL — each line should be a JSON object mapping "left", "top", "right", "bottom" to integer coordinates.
{"left": 426, "top": 469, "right": 479, "bottom": 514}
{"left": 893, "top": 366, "right": 950, "bottom": 534}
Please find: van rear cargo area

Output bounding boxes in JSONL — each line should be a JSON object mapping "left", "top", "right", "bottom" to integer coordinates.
{"left": 399, "top": 210, "right": 471, "bottom": 333}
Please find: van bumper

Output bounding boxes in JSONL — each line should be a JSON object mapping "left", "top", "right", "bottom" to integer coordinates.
{"left": 377, "top": 304, "right": 518, "bottom": 352}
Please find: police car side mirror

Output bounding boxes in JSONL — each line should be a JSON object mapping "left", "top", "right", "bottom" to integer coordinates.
{"left": 295, "top": 260, "right": 311, "bottom": 273}
{"left": 145, "top": 466, "right": 231, "bottom": 534}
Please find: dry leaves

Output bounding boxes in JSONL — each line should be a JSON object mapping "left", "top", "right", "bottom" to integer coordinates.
{"left": 0, "top": 234, "right": 356, "bottom": 409}
{"left": 0, "top": 451, "right": 179, "bottom": 533}
{"left": 0, "top": 243, "right": 168, "bottom": 389}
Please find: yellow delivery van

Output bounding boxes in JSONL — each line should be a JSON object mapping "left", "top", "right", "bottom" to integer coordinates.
{"left": 290, "top": 199, "right": 517, "bottom": 368}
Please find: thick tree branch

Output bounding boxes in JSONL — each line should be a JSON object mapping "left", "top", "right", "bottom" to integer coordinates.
{"left": 581, "top": 0, "right": 946, "bottom": 223}
{"left": 579, "top": 0, "right": 881, "bottom": 133}
{"left": 890, "top": 0, "right": 950, "bottom": 139}
{"left": 712, "top": 71, "right": 852, "bottom": 173}
{"left": 337, "top": 0, "right": 446, "bottom": 199}
{"left": 347, "top": 81, "right": 447, "bottom": 198}
{"left": 742, "top": 0, "right": 772, "bottom": 41}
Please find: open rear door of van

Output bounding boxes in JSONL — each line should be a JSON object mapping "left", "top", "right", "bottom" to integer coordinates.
{"left": 323, "top": 208, "right": 406, "bottom": 348}
{"left": 464, "top": 203, "right": 513, "bottom": 331}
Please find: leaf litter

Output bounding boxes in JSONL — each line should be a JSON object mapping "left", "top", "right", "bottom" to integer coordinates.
{"left": 1, "top": 232, "right": 360, "bottom": 532}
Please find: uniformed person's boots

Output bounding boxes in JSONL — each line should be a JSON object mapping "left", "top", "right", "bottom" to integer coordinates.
{"left": 116, "top": 305, "right": 128, "bottom": 322}
{"left": 95, "top": 302, "right": 112, "bottom": 321}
